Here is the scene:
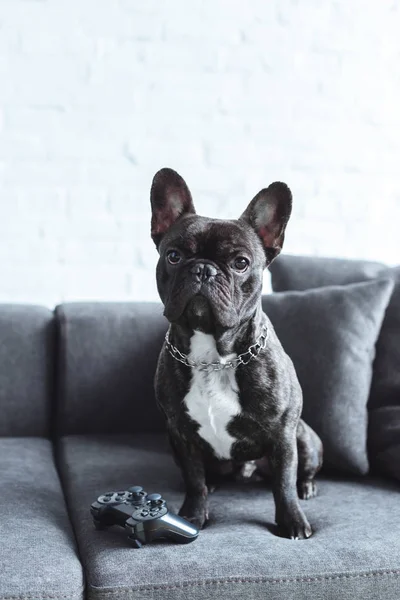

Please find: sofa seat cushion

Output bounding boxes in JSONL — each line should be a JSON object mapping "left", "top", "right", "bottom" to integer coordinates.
{"left": 0, "top": 438, "right": 84, "bottom": 600}
{"left": 59, "top": 434, "right": 400, "bottom": 600}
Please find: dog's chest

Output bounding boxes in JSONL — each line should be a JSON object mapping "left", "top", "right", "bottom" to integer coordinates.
{"left": 183, "top": 331, "right": 241, "bottom": 459}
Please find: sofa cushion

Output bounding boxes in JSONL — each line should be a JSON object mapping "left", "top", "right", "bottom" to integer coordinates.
{"left": 0, "top": 305, "right": 54, "bottom": 436}
{"left": 263, "top": 279, "right": 393, "bottom": 474}
{"left": 0, "top": 438, "right": 84, "bottom": 600}
{"left": 269, "top": 256, "right": 400, "bottom": 482}
{"left": 269, "top": 255, "right": 385, "bottom": 292}
{"left": 365, "top": 267, "right": 400, "bottom": 480}
{"left": 59, "top": 434, "right": 400, "bottom": 600}
{"left": 56, "top": 302, "right": 168, "bottom": 435}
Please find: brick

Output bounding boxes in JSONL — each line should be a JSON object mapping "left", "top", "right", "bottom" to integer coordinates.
{"left": 144, "top": 43, "right": 219, "bottom": 71}
{"left": 53, "top": 216, "right": 121, "bottom": 241}
{"left": 107, "top": 187, "right": 153, "bottom": 222}
{"left": 3, "top": 107, "right": 68, "bottom": 137}
{"left": 67, "top": 187, "right": 108, "bottom": 217}
{"left": 0, "top": 56, "right": 87, "bottom": 105}
{"left": 60, "top": 239, "right": 136, "bottom": 266}
{"left": 161, "top": 8, "right": 242, "bottom": 43}
{"left": 17, "top": 187, "right": 68, "bottom": 219}
{"left": 124, "top": 139, "right": 205, "bottom": 169}
{"left": 0, "top": 238, "right": 60, "bottom": 264}
{"left": 0, "top": 266, "right": 65, "bottom": 308}
{"left": 128, "top": 267, "right": 160, "bottom": 302}
{"left": 59, "top": 266, "right": 130, "bottom": 302}
{"left": 2, "top": 160, "right": 81, "bottom": 186}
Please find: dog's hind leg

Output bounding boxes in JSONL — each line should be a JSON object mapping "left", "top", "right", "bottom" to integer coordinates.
{"left": 296, "top": 419, "right": 323, "bottom": 500}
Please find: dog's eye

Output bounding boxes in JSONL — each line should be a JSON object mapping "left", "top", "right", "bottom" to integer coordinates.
{"left": 167, "top": 250, "right": 181, "bottom": 265}
{"left": 233, "top": 257, "right": 249, "bottom": 272}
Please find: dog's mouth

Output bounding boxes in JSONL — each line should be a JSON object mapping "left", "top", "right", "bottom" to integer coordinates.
{"left": 184, "top": 295, "right": 214, "bottom": 327}
{"left": 164, "top": 289, "right": 238, "bottom": 332}
{"left": 164, "top": 292, "right": 214, "bottom": 329}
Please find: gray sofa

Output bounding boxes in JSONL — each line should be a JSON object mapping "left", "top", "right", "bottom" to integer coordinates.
{"left": 1, "top": 257, "right": 400, "bottom": 600}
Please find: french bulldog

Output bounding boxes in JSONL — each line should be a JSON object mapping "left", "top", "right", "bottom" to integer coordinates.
{"left": 151, "top": 168, "right": 323, "bottom": 539}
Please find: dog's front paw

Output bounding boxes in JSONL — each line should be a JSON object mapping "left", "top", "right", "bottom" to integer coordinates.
{"left": 179, "top": 496, "right": 209, "bottom": 530}
{"left": 298, "top": 480, "right": 318, "bottom": 500}
{"left": 277, "top": 507, "right": 312, "bottom": 540}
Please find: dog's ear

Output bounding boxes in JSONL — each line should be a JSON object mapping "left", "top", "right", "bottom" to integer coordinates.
{"left": 240, "top": 182, "right": 292, "bottom": 263}
{"left": 150, "top": 168, "right": 196, "bottom": 248}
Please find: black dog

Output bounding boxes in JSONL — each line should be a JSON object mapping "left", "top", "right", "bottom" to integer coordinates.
{"left": 151, "top": 168, "right": 323, "bottom": 539}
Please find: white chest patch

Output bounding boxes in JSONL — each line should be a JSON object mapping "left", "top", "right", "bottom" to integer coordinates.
{"left": 183, "top": 331, "right": 241, "bottom": 459}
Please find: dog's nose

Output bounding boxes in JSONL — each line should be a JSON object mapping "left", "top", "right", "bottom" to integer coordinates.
{"left": 190, "top": 262, "right": 218, "bottom": 282}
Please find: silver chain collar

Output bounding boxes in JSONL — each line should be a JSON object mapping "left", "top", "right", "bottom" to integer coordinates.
{"left": 165, "top": 325, "right": 269, "bottom": 372}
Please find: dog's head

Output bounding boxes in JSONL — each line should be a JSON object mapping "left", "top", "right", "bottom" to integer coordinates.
{"left": 151, "top": 168, "right": 292, "bottom": 333}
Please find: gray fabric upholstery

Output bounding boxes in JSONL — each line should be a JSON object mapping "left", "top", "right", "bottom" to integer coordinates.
{"left": 269, "top": 254, "right": 385, "bottom": 291}
{"left": 269, "top": 255, "right": 400, "bottom": 483}
{"left": 0, "top": 438, "right": 84, "bottom": 600}
{"left": 368, "top": 267, "right": 400, "bottom": 480}
{"left": 56, "top": 302, "right": 168, "bottom": 435}
{"left": 368, "top": 267, "right": 400, "bottom": 409}
{"left": 0, "top": 304, "right": 54, "bottom": 436}
{"left": 59, "top": 434, "right": 400, "bottom": 600}
{"left": 263, "top": 279, "right": 394, "bottom": 474}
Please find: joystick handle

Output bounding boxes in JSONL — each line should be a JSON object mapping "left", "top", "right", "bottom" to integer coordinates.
{"left": 147, "top": 493, "right": 165, "bottom": 508}
{"left": 128, "top": 486, "right": 143, "bottom": 494}
{"left": 128, "top": 486, "right": 147, "bottom": 506}
{"left": 126, "top": 511, "right": 199, "bottom": 546}
{"left": 147, "top": 493, "right": 162, "bottom": 503}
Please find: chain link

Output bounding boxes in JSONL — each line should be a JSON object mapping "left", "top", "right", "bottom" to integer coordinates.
{"left": 165, "top": 325, "right": 269, "bottom": 372}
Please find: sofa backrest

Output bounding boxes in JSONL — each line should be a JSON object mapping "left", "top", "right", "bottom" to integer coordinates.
{"left": 0, "top": 305, "right": 54, "bottom": 437}
{"left": 55, "top": 303, "right": 168, "bottom": 435}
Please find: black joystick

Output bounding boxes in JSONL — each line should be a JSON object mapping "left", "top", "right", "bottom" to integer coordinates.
{"left": 90, "top": 486, "right": 199, "bottom": 548}
{"left": 128, "top": 486, "right": 146, "bottom": 506}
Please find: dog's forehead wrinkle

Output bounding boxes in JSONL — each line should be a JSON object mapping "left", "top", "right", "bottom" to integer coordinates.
{"left": 200, "top": 222, "right": 254, "bottom": 257}
{"left": 170, "top": 216, "right": 263, "bottom": 259}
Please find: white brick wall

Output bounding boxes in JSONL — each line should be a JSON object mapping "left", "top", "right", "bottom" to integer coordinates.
{"left": 0, "top": 0, "right": 399, "bottom": 306}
